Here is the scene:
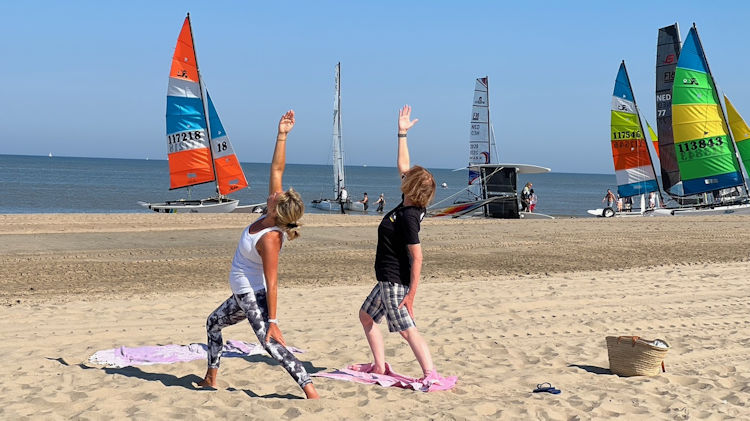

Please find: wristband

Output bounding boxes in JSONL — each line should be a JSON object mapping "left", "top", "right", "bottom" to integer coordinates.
{"left": 398, "top": 133, "right": 407, "bottom": 138}
{"left": 268, "top": 318, "right": 278, "bottom": 324}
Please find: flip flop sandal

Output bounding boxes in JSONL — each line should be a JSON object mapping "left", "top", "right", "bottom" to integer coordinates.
{"left": 533, "top": 382, "right": 561, "bottom": 394}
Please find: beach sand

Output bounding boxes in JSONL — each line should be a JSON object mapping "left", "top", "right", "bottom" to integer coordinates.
{"left": 1, "top": 213, "right": 749, "bottom": 419}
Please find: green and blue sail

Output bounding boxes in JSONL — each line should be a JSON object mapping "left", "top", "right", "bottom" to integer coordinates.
{"left": 671, "top": 26, "right": 743, "bottom": 195}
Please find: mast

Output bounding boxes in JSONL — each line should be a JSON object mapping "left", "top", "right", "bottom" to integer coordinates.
{"left": 485, "top": 76, "right": 493, "bottom": 165}
{"left": 186, "top": 13, "right": 220, "bottom": 198}
{"left": 693, "top": 23, "right": 750, "bottom": 197}
{"left": 622, "top": 60, "right": 665, "bottom": 205}
{"left": 332, "top": 62, "right": 345, "bottom": 197}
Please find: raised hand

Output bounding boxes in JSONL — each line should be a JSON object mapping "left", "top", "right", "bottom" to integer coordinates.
{"left": 278, "top": 110, "right": 295, "bottom": 135}
{"left": 398, "top": 105, "right": 418, "bottom": 133}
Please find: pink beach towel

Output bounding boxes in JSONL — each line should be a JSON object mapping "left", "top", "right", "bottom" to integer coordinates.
{"left": 88, "top": 339, "right": 303, "bottom": 368}
{"left": 311, "top": 363, "right": 457, "bottom": 392}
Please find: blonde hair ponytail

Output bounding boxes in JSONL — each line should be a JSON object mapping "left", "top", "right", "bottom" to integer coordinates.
{"left": 275, "top": 188, "right": 304, "bottom": 240}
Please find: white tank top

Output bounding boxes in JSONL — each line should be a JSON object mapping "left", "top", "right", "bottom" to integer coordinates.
{"left": 228, "top": 219, "right": 285, "bottom": 295}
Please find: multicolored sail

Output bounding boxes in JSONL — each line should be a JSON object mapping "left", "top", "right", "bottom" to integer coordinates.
{"left": 646, "top": 120, "right": 659, "bottom": 158}
{"left": 724, "top": 95, "right": 750, "bottom": 177}
{"left": 428, "top": 198, "right": 494, "bottom": 218}
{"left": 610, "top": 61, "right": 659, "bottom": 197}
{"left": 166, "top": 15, "right": 214, "bottom": 190}
{"left": 655, "top": 23, "right": 682, "bottom": 193}
{"left": 206, "top": 91, "right": 248, "bottom": 195}
{"left": 672, "top": 26, "right": 742, "bottom": 195}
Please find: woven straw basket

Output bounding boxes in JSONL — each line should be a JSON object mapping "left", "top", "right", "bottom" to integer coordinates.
{"left": 606, "top": 336, "right": 669, "bottom": 377}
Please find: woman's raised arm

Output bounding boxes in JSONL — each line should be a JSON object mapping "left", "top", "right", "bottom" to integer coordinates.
{"left": 397, "top": 105, "right": 418, "bottom": 176}
{"left": 269, "top": 110, "right": 295, "bottom": 194}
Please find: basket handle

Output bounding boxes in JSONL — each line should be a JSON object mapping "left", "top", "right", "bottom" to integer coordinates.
{"left": 616, "top": 336, "right": 640, "bottom": 347}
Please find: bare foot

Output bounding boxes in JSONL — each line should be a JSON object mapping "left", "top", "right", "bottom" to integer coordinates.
{"left": 347, "top": 362, "right": 386, "bottom": 375}
{"left": 303, "top": 383, "right": 320, "bottom": 399}
{"left": 197, "top": 367, "right": 218, "bottom": 388}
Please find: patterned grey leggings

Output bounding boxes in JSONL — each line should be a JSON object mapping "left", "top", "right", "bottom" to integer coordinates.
{"left": 205, "top": 290, "right": 312, "bottom": 388}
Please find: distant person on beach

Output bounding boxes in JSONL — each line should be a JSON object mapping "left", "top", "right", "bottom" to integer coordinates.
{"left": 360, "top": 192, "right": 369, "bottom": 211}
{"left": 529, "top": 189, "right": 537, "bottom": 212}
{"left": 351, "top": 105, "right": 441, "bottom": 384}
{"left": 375, "top": 193, "right": 385, "bottom": 213}
{"left": 197, "top": 110, "right": 319, "bottom": 399}
{"left": 603, "top": 189, "right": 617, "bottom": 209}
{"left": 521, "top": 182, "right": 532, "bottom": 211}
{"left": 649, "top": 192, "right": 656, "bottom": 209}
{"left": 338, "top": 186, "right": 348, "bottom": 214}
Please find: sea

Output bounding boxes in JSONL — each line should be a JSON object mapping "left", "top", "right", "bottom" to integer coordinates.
{"left": 0, "top": 154, "right": 618, "bottom": 217}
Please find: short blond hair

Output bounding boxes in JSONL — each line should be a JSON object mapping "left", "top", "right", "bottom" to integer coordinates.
{"left": 275, "top": 188, "right": 304, "bottom": 240}
{"left": 401, "top": 166, "right": 436, "bottom": 208}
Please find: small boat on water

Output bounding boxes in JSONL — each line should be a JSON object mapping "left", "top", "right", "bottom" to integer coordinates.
{"left": 139, "top": 14, "right": 263, "bottom": 214}
{"left": 311, "top": 63, "right": 364, "bottom": 212}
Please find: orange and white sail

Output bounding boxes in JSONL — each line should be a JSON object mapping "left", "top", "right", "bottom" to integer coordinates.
{"left": 165, "top": 15, "right": 214, "bottom": 190}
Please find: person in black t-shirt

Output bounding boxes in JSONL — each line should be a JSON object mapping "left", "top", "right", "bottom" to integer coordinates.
{"left": 350, "top": 105, "right": 441, "bottom": 384}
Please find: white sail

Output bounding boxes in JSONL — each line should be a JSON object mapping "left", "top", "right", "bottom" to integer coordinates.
{"left": 468, "top": 77, "right": 492, "bottom": 198}
{"left": 332, "top": 62, "right": 345, "bottom": 197}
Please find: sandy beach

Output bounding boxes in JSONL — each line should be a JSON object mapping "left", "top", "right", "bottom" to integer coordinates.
{"left": 1, "top": 213, "right": 749, "bottom": 419}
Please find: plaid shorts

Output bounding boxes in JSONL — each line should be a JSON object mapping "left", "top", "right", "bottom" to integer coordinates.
{"left": 361, "top": 281, "right": 416, "bottom": 332}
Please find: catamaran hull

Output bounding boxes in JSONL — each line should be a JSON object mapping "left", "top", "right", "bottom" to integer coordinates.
{"left": 652, "top": 203, "right": 750, "bottom": 216}
{"left": 311, "top": 200, "right": 366, "bottom": 212}
{"left": 312, "top": 200, "right": 339, "bottom": 212}
{"left": 586, "top": 207, "right": 659, "bottom": 218}
{"left": 519, "top": 211, "right": 554, "bottom": 219}
{"left": 347, "top": 201, "right": 365, "bottom": 212}
{"left": 232, "top": 203, "right": 266, "bottom": 213}
{"left": 139, "top": 199, "right": 238, "bottom": 213}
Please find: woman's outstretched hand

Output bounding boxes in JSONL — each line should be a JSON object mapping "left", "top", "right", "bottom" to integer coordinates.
{"left": 278, "top": 110, "right": 295, "bottom": 135}
{"left": 398, "top": 105, "right": 418, "bottom": 133}
{"left": 265, "top": 322, "right": 287, "bottom": 347}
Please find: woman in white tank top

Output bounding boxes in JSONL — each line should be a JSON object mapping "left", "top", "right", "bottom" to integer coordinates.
{"left": 197, "top": 110, "right": 319, "bottom": 399}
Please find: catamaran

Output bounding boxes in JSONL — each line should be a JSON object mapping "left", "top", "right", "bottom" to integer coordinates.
{"left": 587, "top": 61, "right": 662, "bottom": 217}
{"left": 311, "top": 63, "right": 364, "bottom": 212}
{"left": 429, "top": 76, "right": 552, "bottom": 219}
{"left": 652, "top": 24, "right": 750, "bottom": 216}
{"left": 139, "top": 14, "right": 261, "bottom": 213}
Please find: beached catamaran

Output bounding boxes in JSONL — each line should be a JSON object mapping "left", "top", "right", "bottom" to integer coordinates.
{"left": 140, "top": 14, "right": 257, "bottom": 213}
{"left": 311, "top": 63, "right": 364, "bottom": 212}
{"left": 653, "top": 24, "right": 750, "bottom": 216}
{"left": 429, "top": 77, "right": 551, "bottom": 219}
{"left": 588, "top": 62, "right": 662, "bottom": 217}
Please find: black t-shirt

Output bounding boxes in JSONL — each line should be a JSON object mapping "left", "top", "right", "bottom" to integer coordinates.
{"left": 374, "top": 201, "right": 425, "bottom": 286}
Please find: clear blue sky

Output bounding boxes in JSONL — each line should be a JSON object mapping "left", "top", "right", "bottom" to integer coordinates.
{"left": 2, "top": 1, "right": 750, "bottom": 174}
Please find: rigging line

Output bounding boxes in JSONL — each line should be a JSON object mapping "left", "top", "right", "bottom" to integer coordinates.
{"left": 428, "top": 166, "right": 507, "bottom": 209}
